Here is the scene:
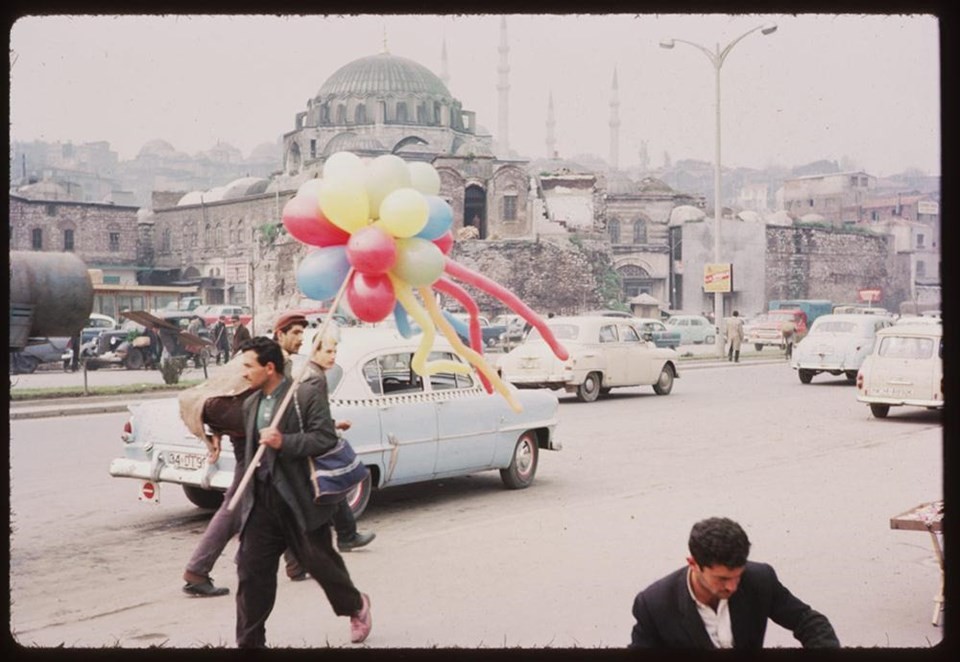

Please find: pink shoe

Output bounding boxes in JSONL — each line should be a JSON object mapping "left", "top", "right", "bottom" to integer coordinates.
{"left": 350, "top": 593, "right": 372, "bottom": 643}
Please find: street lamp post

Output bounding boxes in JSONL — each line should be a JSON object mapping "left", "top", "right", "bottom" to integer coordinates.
{"left": 660, "top": 23, "right": 777, "bottom": 358}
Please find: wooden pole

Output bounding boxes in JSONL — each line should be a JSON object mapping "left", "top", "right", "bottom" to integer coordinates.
{"left": 227, "top": 270, "right": 353, "bottom": 512}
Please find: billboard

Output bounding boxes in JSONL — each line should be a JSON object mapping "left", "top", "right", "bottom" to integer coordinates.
{"left": 703, "top": 263, "right": 732, "bottom": 293}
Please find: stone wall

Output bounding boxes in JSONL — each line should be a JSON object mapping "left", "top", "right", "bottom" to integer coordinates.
{"left": 765, "top": 226, "right": 903, "bottom": 311}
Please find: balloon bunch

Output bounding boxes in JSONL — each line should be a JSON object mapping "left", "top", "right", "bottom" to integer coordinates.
{"left": 284, "top": 151, "right": 568, "bottom": 412}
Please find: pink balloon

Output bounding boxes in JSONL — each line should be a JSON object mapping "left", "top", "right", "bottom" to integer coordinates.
{"left": 433, "top": 230, "right": 454, "bottom": 255}
{"left": 282, "top": 194, "right": 352, "bottom": 247}
{"left": 346, "top": 225, "right": 397, "bottom": 275}
{"left": 346, "top": 272, "right": 396, "bottom": 323}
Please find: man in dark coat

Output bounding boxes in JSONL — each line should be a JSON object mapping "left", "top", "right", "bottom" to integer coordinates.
{"left": 630, "top": 517, "right": 839, "bottom": 649}
{"left": 211, "top": 315, "right": 231, "bottom": 365}
{"left": 233, "top": 336, "right": 371, "bottom": 648}
{"left": 230, "top": 314, "right": 251, "bottom": 357}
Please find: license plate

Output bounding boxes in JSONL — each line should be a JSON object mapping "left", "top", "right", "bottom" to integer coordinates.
{"left": 873, "top": 386, "right": 910, "bottom": 397}
{"left": 521, "top": 358, "right": 540, "bottom": 369}
{"left": 166, "top": 451, "right": 206, "bottom": 470}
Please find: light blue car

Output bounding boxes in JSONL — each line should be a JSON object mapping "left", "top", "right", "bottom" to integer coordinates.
{"left": 664, "top": 314, "right": 717, "bottom": 345}
{"left": 109, "top": 329, "right": 561, "bottom": 517}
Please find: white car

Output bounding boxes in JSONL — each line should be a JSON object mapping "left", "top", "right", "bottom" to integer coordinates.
{"left": 791, "top": 313, "right": 895, "bottom": 384}
{"left": 497, "top": 315, "right": 680, "bottom": 402}
{"left": 856, "top": 322, "right": 943, "bottom": 419}
{"left": 109, "top": 329, "right": 561, "bottom": 516}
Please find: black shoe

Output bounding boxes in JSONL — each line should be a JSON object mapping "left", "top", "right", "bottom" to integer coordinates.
{"left": 339, "top": 531, "right": 376, "bottom": 552}
{"left": 183, "top": 578, "right": 229, "bottom": 597}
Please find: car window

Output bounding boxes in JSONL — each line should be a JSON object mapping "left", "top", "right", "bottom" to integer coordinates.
{"left": 813, "top": 321, "right": 856, "bottom": 334}
{"left": 529, "top": 324, "right": 579, "bottom": 341}
{"left": 426, "top": 351, "right": 475, "bottom": 390}
{"left": 599, "top": 325, "right": 618, "bottom": 343}
{"left": 877, "top": 336, "right": 934, "bottom": 359}
{"left": 362, "top": 352, "right": 422, "bottom": 395}
{"left": 620, "top": 324, "right": 641, "bottom": 343}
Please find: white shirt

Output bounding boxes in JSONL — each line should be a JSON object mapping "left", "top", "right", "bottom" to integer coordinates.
{"left": 687, "top": 567, "right": 734, "bottom": 648}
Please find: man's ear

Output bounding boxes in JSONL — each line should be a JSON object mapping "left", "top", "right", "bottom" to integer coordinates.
{"left": 686, "top": 556, "right": 698, "bottom": 570}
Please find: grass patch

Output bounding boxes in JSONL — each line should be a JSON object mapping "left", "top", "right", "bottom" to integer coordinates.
{"left": 10, "top": 380, "right": 205, "bottom": 401}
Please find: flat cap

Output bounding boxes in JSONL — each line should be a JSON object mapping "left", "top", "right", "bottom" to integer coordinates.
{"left": 274, "top": 312, "right": 308, "bottom": 334}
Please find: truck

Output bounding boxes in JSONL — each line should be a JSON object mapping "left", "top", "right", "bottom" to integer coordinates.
{"left": 768, "top": 299, "right": 833, "bottom": 327}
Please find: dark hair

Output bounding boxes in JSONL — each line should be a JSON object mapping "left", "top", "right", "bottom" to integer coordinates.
{"left": 733, "top": 310, "right": 740, "bottom": 317}
{"left": 688, "top": 517, "right": 751, "bottom": 569}
{"left": 237, "top": 336, "right": 284, "bottom": 374}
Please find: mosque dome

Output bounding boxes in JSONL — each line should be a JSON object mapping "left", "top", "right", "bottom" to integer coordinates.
{"left": 222, "top": 177, "right": 270, "bottom": 200}
{"left": 137, "top": 139, "right": 178, "bottom": 159}
{"left": 317, "top": 53, "right": 453, "bottom": 100}
{"left": 668, "top": 204, "right": 706, "bottom": 226}
{"left": 323, "top": 132, "right": 386, "bottom": 156}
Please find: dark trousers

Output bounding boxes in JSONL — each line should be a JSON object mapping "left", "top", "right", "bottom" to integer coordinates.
{"left": 333, "top": 500, "right": 358, "bottom": 540}
{"left": 236, "top": 478, "right": 362, "bottom": 648}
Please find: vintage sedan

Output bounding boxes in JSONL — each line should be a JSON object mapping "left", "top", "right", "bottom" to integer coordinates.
{"left": 631, "top": 318, "right": 682, "bottom": 349}
{"left": 856, "top": 322, "right": 942, "bottom": 419}
{"left": 497, "top": 315, "right": 680, "bottom": 402}
{"left": 108, "top": 329, "right": 560, "bottom": 516}
{"left": 664, "top": 314, "right": 717, "bottom": 345}
{"left": 791, "top": 313, "right": 895, "bottom": 384}
{"left": 744, "top": 309, "right": 808, "bottom": 351}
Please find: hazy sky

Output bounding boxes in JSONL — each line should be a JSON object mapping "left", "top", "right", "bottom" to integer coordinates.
{"left": 9, "top": 14, "right": 941, "bottom": 177}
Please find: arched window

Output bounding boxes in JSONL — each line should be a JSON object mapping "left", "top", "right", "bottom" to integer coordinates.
{"left": 205, "top": 223, "right": 213, "bottom": 246}
{"left": 633, "top": 219, "right": 647, "bottom": 244}
{"left": 336, "top": 104, "right": 346, "bottom": 124}
{"left": 215, "top": 223, "right": 223, "bottom": 247}
{"left": 608, "top": 218, "right": 621, "bottom": 244}
{"left": 416, "top": 104, "right": 426, "bottom": 124}
{"left": 396, "top": 102, "right": 408, "bottom": 123}
{"left": 162, "top": 228, "right": 172, "bottom": 252}
{"left": 31, "top": 227, "right": 43, "bottom": 250}
{"left": 355, "top": 104, "right": 367, "bottom": 124}
{"left": 63, "top": 228, "right": 75, "bottom": 251}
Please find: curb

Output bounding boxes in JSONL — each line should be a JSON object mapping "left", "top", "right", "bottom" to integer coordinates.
{"left": 11, "top": 403, "right": 132, "bottom": 420}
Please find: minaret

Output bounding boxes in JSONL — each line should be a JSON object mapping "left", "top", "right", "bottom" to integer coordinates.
{"left": 638, "top": 140, "right": 650, "bottom": 173}
{"left": 440, "top": 38, "right": 450, "bottom": 88}
{"left": 546, "top": 91, "right": 557, "bottom": 158}
{"left": 609, "top": 68, "right": 621, "bottom": 171}
{"left": 496, "top": 17, "right": 510, "bottom": 156}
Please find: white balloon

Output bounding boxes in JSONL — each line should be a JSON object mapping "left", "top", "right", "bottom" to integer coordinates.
{"left": 296, "top": 177, "right": 323, "bottom": 199}
{"left": 408, "top": 161, "right": 441, "bottom": 196}
{"left": 323, "top": 151, "right": 365, "bottom": 181}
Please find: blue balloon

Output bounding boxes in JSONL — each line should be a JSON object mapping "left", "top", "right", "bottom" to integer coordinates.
{"left": 296, "top": 245, "right": 351, "bottom": 301}
{"left": 416, "top": 196, "right": 454, "bottom": 240}
{"left": 393, "top": 302, "right": 417, "bottom": 338}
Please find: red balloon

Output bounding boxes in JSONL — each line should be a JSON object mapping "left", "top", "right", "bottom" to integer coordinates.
{"left": 282, "top": 194, "right": 352, "bottom": 247}
{"left": 346, "top": 272, "right": 396, "bottom": 323}
{"left": 346, "top": 226, "right": 397, "bottom": 275}
{"left": 433, "top": 230, "right": 454, "bottom": 255}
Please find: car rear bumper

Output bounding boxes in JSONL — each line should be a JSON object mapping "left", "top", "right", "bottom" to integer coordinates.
{"left": 108, "top": 457, "right": 233, "bottom": 491}
{"left": 856, "top": 395, "right": 943, "bottom": 408}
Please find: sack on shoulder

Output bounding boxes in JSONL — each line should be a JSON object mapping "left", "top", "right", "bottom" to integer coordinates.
{"left": 307, "top": 438, "right": 369, "bottom": 505}
{"left": 293, "top": 391, "right": 369, "bottom": 505}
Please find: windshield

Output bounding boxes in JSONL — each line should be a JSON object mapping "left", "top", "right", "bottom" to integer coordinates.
{"left": 527, "top": 323, "right": 580, "bottom": 341}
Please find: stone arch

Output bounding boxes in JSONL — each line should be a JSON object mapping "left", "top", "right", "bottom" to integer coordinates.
{"left": 464, "top": 183, "right": 487, "bottom": 239}
{"left": 614, "top": 257, "right": 657, "bottom": 299}
{"left": 392, "top": 135, "right": 429, "bottom": 152}
{"left": 182, "top": 265, "right": 201, "bottom": 279}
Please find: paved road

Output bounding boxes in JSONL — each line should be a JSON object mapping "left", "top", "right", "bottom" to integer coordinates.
{"left": 9, "top": 361, "right": 942, "bottom": 649}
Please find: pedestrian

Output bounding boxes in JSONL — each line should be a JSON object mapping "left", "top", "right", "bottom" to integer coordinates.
{"left": 186, "top": 315, "right": 205, "bottom": 367}
{"left": 301, "top": 328, "right": 376, "bottom": 553}
{"left": 725, "top": 310, "right": 745, "bottom": 363}
{"left": 230, "top": 314, "right": 251, "bottom": 357}
{"left": 178, "top": 354, "right": 254, "bottom": 597}
{"left": 629, "top": 517, "right": 839, "bottom": 649}
{"left": 211, "top": 315, "right": 231, "bottom": 365}
{"left": 234, "top": 336, "right": 371, "bottom": 647}
{"left": 781, "top": 318, "right": 797, "bottom": 360}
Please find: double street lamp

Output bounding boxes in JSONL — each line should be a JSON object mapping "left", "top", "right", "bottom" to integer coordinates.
{"left": 660, "top": 23, "right": 777, "bottom": 357}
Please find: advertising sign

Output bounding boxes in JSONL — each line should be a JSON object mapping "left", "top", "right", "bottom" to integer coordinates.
{"left": 917, "top": 201, "right": 939, "bottom": 215}
{"left": 858, "top": 287, "right": 883, "bottom": 303}
{"left": 703, "top": 263, "right": 732, "bottom": 293}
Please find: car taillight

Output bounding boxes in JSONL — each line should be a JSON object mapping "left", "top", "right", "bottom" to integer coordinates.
{"left": 856, "top": 372, "right": 864, "bottom": 390}
{"left": 121, "top": 419, "right": 133, "bottom": 443}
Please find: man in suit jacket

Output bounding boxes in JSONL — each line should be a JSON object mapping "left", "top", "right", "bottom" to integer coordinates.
{"left": 230, "top": 314, "right": 251, "bottom": 356}
{"left": 630, "top": 517, "right": 839, "bottom": 649}
{"left": 233, "top": 336, "right": 371, "bottom": 648}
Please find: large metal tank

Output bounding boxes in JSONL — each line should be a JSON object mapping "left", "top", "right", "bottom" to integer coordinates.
{"left": 9, "top": 251, "right": 95, "bottom": 350}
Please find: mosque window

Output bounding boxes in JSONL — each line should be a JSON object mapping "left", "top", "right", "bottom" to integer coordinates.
{"left": 31, "top": 227, "right": 43, "bottom": 250}
{"left": 63, "top": 228, "right": 75, "bottom": 251}
{"left": 417, "top": 104, "right": 426, "bottom": 124}
{"left": 502, "top": 194, "right": 517, "bottom": 222}
{"left": 336, "top": 105, "right": 346, "bottom": 124}
{"left": 608, "top": 218, "right": 621, "bottom": 244}
{"left": 434, "top": 102, "right": 441, "bottom": 125}
{"left": 109, "top": 232, "right": 120, "bottom": 252}
{"left": 355, "top": 104, "right": 367, "bottom": 124}
{"left": 216, "top": 223, "right": 224, "bottom": 247}
{"left": 310, "top": 139, "right": 317, "bottom": 159}
{"left": 397, "top": 102, "right": 408, "bottom": 123}
{"left": 633, "top": 219, "right": 647, "bottom": 244}
{"left": 162, "top": 228, "right": 172, "bottom": 252}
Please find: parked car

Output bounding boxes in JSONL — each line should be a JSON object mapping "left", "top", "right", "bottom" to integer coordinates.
{"left": 61, "top": 313, "right": 121, "bottom": 367}
{"left": 744, "top": 309, "right": 808, "bottom": 351}
{"left": 497, "top": 315, "right": 680, "bottom": 402}
{"left": 492, "top": 314, "right": 526, "bottom": 346}
{"left": 10, "top": 337, "right": 71, "bottom": 374}
{"left": 108, "top": 329, "right": 560, "bottom": 515}
{"left": 791, "top": 313, "right": 895, "bottom": 384}
{"left": 197, "top": 304, "right": 252, "bottom": 327}
{"left": 584, "top": 309, "right": 634, "bottom": 318}
{"left": 856, "top": 322, "right": 942, "bottom": 419}
{"left": 450, "top": 313, "right": 507, "bottom": 348}
{"left": 664, "top": 314, "right": 717, "bottom": 345}
{"left": 631, "top": 318, "right": 682, "bottom": 349}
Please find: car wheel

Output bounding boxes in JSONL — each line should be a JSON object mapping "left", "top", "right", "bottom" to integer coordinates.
{"left": 870, "top": 403, "right": 890, "bottom": 419}
{"left": 12, "top": 354, "right": 40, "bottom": 374}
{"left": 344, "top": 473, "right": 372, "bottom": 519}
{"left": 576, "top": 372, "right": 602, "bottom": 402}
{"left": 704, "top": 335, "right": 715, "bottom": 344}
{"left": 845, "top": 371, "right": 858, "bottom": 383}
{"left": 653, "top": 365, "right": 675, "bottom": 395}
{"left": 500, "top": 431, "right": 539, "bottom": 489}
{"left": 754, "top": 344, "right": 764, "bottom": 352}
{"left": 798, "top": 369, "right": 814, "bottom": 384}
{"left": 124, "top": 348, "right": 145, "bottom": 370}
{"left": 485, "top": 336, "right": 499, "bottom": 348}
{"left": 182, "top": 485, "right": 224, "bottom": 510}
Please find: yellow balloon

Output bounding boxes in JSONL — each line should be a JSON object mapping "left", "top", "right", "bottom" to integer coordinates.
{"left": 379, "top": 188, "right": 428, "bottom": 238}
{"left": 318, "top": 176, "right": 370, "bottom": 233}
{"left": 365, "top": 154, "right": 411, "bottom": 219}
{"left": 408, "top": 161, "right": 441, "bottom": 196}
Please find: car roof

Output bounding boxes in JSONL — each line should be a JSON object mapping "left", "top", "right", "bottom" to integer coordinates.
{"left": 812, "top": 313, "right": 892, "bottom": 325}
{"left": 297, "top": 326, "right": 458, "bottom": 362}
{"left": 879, "top": 323, "right": 942, "bottom": 337}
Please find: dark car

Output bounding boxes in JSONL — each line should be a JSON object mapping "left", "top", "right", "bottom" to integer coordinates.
{"left": 85, "top": 311, "right": 213, "bottom": 370}
{"left": 10, "top": 337, "right": 72, "bottom": 374}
